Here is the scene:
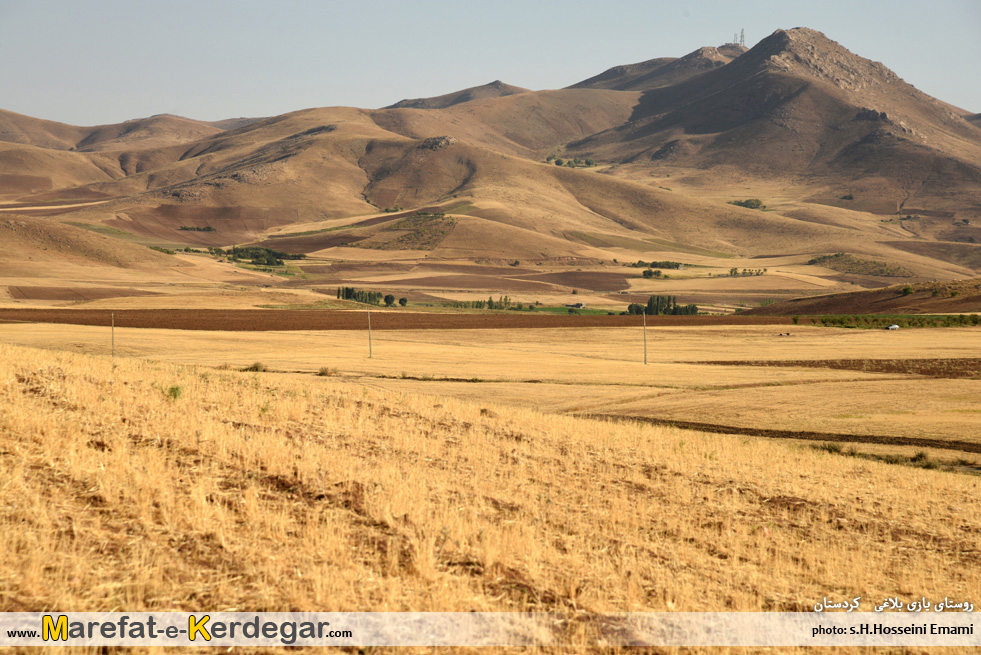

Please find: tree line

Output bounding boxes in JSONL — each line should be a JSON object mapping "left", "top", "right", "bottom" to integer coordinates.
{"left": 627, "top": 295, "right": 698, "bottom": 316}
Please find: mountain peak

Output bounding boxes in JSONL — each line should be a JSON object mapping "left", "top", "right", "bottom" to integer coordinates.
{"left": 384, "top": 80, "right": 529, "bottom": 110}
{"left": 751, "top": 27, "right": 900, "bottom": 91}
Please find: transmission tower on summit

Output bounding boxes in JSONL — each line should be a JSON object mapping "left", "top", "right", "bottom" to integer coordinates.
{"left": 725, "top": 29, "right": 746, "bottom": 47}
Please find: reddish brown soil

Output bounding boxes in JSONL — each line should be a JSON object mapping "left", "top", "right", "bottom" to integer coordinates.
{"left": 365, "top": 275, "right": 556, "bottom": 292}
{"left": 6, "top": 287, "right": 159, "bottom": 301}
{"left": 299, "top": 262, "right": 416, "bottom": 276}
{"left": 513, "top": 271, "right": 632, "bottom": 291}
{"left": 0, "top": 309, "right": 792, "bottom": 331}
{"left": 110, "top": 205, "right": 299, "bottom": 247}
{"left": 0, "top": 174, "right": 53, "bottom": 195}
{"left": 747, "top": 278, "right": 981, "bottom": 315}
{"left": 701, "top": 358, "right": 981, "bottom": 379}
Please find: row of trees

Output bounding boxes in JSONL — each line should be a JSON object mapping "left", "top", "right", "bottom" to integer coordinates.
{"left": 336, "top": 287, "right": 407, "bottom": 307}
{"left": 545, "top": 155, "right": 595, "bottom": 167}
{"left": 628, "top": 260, "right": 684, "bottom": 269}
{"left": 729, "top": 267, "right": 767, "bottom": 276}
{"left": 627, "top": 295, "right": 699, "bottom": 316}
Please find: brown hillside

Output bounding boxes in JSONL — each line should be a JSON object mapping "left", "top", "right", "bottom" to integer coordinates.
{"left": 0, "top": 215, "right": 179, "bottom": 273}
{"left": 568, "top": 44, "right": 746, "bottom": 91}
{"left": 2, "top": 26, "right": 980, "bottom": 310}
{"left": 385, "top": 80, "right": 530, "bottom": 109}
{"left": 566, "top": 29, "right": 981, "bottom": 216}
{"left": 746, "top": 278, "right": 981, "bottom": 315}
{"left": 0, "top": 108, "right": 89, "bottom": 149}
{"left": 72, "top": 114, "right": 224, "bottom": 152}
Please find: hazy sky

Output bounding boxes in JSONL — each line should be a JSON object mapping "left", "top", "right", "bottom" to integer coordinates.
{"left": 1, "top": 0, "right": 979, "bottom": 126}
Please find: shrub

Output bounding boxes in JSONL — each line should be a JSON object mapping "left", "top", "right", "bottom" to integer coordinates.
{"left": 840, "top": 194, "right": 854, "bottom": 200}
{"left": 729, "top": 198, "right": 765, "bottom": 210}
{"left": 164, "top": 385, "right": 182, "bottom": 400}
{"left": 242, "top": 362, "right": 268, "bottom": 372}
{"left": 316, "top": 367, "right": 337, "bottom": 377}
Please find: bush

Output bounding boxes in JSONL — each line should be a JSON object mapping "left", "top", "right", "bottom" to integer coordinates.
{"left": 242, "top": 362, "right": 268, "bottom": 372}
{"left": 317, "top": 367, "right": 338, "bottom": 377}
{"left": 164, "top": 385, "right": 182, "bottom": 400}
{"left": 729, "top": 198, "right": 765, "bottom": 210}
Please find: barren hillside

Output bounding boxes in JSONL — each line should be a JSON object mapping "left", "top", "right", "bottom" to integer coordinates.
{"left": 2, "top": 27, "right": 980, "bottom": 310}
{"left": 385, "top": 80, "right": 530, "bottom": 109}
{"left": 747, "top": 277, "right": 981, "bottom": 315}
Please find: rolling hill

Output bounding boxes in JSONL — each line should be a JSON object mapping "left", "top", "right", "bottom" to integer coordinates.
{"left": 385, "top": 80, "right": 530, "bottom": 109}
{"left": 2, "top": 27, "right": 980, "bottom": 311}
{"left": 746, "top": 278, "right": 981, "bottom": 315}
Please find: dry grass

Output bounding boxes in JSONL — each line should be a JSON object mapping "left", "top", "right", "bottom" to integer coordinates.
{"left": 2, "top": 322, "right": 979, "bottom": 443}
{"left": 1, "top": 341, "right": 980, "bottom": 653}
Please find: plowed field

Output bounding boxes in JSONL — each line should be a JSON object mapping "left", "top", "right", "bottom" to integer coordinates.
{"left": 0, "top": 309, "right": 793, "bottom": 331}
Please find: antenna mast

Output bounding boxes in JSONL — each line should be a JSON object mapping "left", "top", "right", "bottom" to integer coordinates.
{"left": 740, "top": 29, "right": 745, "bottom": 47}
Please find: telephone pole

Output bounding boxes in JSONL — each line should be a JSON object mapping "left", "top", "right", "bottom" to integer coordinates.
{"left": 643, "top": 311, "right": 647, "bottom": 365}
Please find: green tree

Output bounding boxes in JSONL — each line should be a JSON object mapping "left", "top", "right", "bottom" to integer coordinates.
{"left": 398, "top": 297, "right": 408, "bottom": 307}
{"left": 554, "top": 158, "right": 564, "bottom": 166}
{"left": 384, "top": 294, "right": 395, "bottom": 306}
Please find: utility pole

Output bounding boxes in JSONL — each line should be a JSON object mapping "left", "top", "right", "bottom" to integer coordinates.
{"left": 643, "top": 311, "right": 647, "bottom": 365}
{"left": 111, "top": 312, "right": 115, "bottom": 359}
{"left": 367, "top": 307, "right": 372, "bottom": 359}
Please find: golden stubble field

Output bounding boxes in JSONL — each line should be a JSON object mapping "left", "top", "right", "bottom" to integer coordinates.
{"left": 1, "top": 333, "right": 980, "bottom": 653}
{"left": 1, "top": 321, "right": 979, "bottom": 446}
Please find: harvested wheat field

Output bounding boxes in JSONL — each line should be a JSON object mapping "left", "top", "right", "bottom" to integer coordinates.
{"left": 1, "top": 342, "right": 980, "bottom": 652}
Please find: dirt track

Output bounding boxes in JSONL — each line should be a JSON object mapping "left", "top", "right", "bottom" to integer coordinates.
{"left": 0, "top": 309, "right": 793, "bottom": 331}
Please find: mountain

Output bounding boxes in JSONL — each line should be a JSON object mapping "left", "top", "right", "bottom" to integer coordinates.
{"left": 385, "top": 80, "right": 530, "bottom": 109}
{"left": 2, "top": 27, "right": 980, "bottom": 311}
{"left": 565, "top": 29, "right": 981, "bottom": 214}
